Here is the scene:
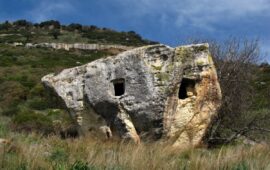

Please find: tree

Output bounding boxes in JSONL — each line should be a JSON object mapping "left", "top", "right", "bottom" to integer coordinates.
{"left": 23, "top": 31, "right": 33, "bottom": 42}
{"left": 67, "top": 23, "right": 82, "bottom": 31}
{"left": 39, "top": 20, "right": 60, "bottom": 29}
{"left": 202, "top": 38, "right": 270, "bottom": 146}
{"left": 13, "top": 20, "right": 32, "bottom": 28}
{"left": 49, "top": 29, "right": 61, "bottom": 39}
{"left": 0, "top": 21, "right": 12, "bottom": 30}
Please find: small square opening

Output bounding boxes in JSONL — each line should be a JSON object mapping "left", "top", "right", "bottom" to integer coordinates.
{"left": 113, "top": 79, "right": 125, "bottom": 96}
{"left": 178, "top": 78, "right": 196, "bottom": 99}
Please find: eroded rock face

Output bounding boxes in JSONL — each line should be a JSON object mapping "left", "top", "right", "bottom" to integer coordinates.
{"left": 42, "top": 44, "right": 222, "bottom": 147}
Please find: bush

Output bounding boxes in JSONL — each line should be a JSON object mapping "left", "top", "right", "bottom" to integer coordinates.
{"left": 49, "top": 29, "right": 61, "bottom": 39}
{"left": 0, "top": 21, "right": 12, "bottom": 30}
{"left": 50, "top": 148, "right": 68, "bottom": 162}
{"left": 12, "top": 109, "right": 54, "bottom": 134}
{"left": 13, "top": 20, "right": 32, "bottom": 28}
{"left": 231, "top": 161, "right": 249, "bottom": 170}
{"left": 70, "top": 161, "right": 95, "bottom": 170}
{"left": 203, "top": 39, "right": 270, "bottom": 146}
{"left": 30, "top": 83, "right": 45, "bottom": 97}
{"left": 27, "top": 98, "right": 50, "bottom": 110}
{"left": 2, "top": 105, "right": 20, "bottom": 116}
{"left": 0, "top": 81, "right": 27, "bottom": 112}
{"left": 67, "top": 23, "right": 82, "bottom": 31}
{"left": 39, "top": 20, "right": 60, "bottom": 29}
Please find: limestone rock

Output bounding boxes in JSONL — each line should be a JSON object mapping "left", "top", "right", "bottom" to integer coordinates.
{"left": 42, "top": 43, "right": 222, "bottom": 147}
{"left": 25, "top": 42, "right": 132, "bottom": 51}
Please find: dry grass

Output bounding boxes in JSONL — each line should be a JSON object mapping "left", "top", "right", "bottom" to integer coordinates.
{"left": 0, "top": 132, "right": 270, "bottom": 170}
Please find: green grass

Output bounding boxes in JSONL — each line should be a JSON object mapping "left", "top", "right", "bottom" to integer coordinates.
{"left": 0, "top": 21, "right": 155, "bottom": 46}
{"left": 0, "top": 20, "right": 269, "bottom": 170}
{"left": 0, "top": 125, "right": 269, "bottom": 170}
{"left": 0, "top": 44, "right": 114, "bottom": 134}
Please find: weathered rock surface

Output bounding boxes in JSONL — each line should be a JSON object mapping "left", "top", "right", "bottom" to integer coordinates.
{"left": 42, "top": 43, "right": 222, "bottom": 147}
{"left": 25, "top": 42, "right": 132, "bottom": 51}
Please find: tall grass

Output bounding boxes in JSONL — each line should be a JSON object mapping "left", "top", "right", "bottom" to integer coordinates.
{"left": 0, "top": 131, "right": 269, "bottom": 170}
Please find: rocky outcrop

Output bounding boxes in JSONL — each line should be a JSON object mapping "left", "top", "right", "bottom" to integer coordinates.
{"left": 42, "top": 43, "right": 222, "bottom": 147}
{"left": 25, "top": 43, "right": 132, "bottom": 51}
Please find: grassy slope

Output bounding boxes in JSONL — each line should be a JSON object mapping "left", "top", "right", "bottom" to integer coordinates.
{"left": 0, "top": 23, "right": 156, "bottom": 46}
{"left": 0, "top": 44, "right": 118, "bottom": 134}
{"left": 0, "top": 21, "right": 157, "bottom": 134}
{"left": 0, "top": 21, "right": 270, "bottom": 169}
{"left": 0, "top": 121, "right": 270, "bottom": 170}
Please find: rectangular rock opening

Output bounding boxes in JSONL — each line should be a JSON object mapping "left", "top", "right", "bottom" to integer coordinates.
{"left": 113, "top": 79, "right": 125, "bottom": 96}
{"left": 178, "top": 78, "right": 196, "bottom": 99}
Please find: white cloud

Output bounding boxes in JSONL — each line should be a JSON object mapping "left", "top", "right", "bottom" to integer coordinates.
{"left": 27, "top": 0, "right": 75, "bottom": 22}
{"left": 24, "top": 0, "right": 270, "bottom": 30}
{"left": 113, "top": 0, "right": 270, "bottom": 30}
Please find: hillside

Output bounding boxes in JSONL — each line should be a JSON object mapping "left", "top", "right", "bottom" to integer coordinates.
{"left": 0, "top": 20, "right": 270, "bottom": 169}
{"left": 0, "top": 20, "right": 158, "bottom": 135}
{"left": 0, "top": 20, "right": 156, "bottom": 46}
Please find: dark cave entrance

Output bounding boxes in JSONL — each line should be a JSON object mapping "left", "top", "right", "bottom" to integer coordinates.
{"left": 178, "top": 78, "right": 196, "bottom": 99}
{"left": 113, "top": 78, "right": 125, "bottom": 96}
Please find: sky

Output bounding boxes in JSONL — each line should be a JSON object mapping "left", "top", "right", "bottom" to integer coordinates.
{"left": 0, "top": 0, "right": 269, "bottom": 61}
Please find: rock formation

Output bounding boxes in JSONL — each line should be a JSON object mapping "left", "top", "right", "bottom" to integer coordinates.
{"left": 42, "top": 43, "right": 222, "bottom": 147}
{"left": 25, "top": 42, "right": 132, "bottom": 51}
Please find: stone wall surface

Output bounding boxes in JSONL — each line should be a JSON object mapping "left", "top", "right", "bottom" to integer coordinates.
{"left": 42, "top": 43, "right": 222, "bottom": 147}
{"left": 25, "top": 42, "right": 132, "bottom": 51}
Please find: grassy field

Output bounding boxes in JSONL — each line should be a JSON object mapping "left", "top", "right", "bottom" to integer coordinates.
{"left": 1, "top": 120, "right": 270, "bottom": 170}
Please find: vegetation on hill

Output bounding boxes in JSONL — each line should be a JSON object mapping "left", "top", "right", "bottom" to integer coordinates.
{"left": 0, "top": 19, "right": 157, "bottom": 135}
{"left": 0, "top": 44, "right": 118, "bottom": 134}
{"left": 0, "top": 20, "right": 269, "bottom": 169}
{"left": 0, "top": 20, "right": 157, "bottom": 46}
{"left": 198, "top": 39, "right": 270, "bottom": 146}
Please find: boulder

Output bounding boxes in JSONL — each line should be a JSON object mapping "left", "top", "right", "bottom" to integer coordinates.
{"left": 42, "top": 44, "right": 222, "bottom": 147}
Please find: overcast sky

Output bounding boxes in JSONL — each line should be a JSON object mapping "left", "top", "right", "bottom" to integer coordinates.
{"left": 0, "top": 0, "right": 269, "bottom": 61}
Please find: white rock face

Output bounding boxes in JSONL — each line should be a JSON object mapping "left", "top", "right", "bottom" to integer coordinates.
{"left": 25, "top": 42, "right": 132, "bottom": 51}
{"left": 42, "top": 44, "right": 222, "bottom": 147}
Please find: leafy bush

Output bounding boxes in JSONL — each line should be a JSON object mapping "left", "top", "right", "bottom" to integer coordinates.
{"left": 27, "top": 98, "right": 50, "bottom": 110}
{"left": 231, "top": 161, "right": 249, "bottom": 170}
{"left": 70, "top": 161, "right": 96, "bottom": 170}
{"left": 13, "top": 20, "right": 32, "bottom": 28}
{"left": 67, "top": 23, "right": 83, "bottom": 31}
{"left": 12, "top": 109, "right": 54, "bottom": 134}
{"left": 39, "top": 20, "right": 61, "bottom": 29}
{"left": 30, "top": 83, "right": 45, "bottom": 97}
{"left": 0, "top": 120, "right": 9, "bottom": 137}
{"left": 0, "top": 21, "right": 12, "bottom": 30}
{"left": 202, "top": 39, "right": 270, "bottom": 146}
{"left": 2, "top": 105, "right": 20, "bottom": 116}
{"left": 50, "top": 148, "right": 68, "bottom": 162}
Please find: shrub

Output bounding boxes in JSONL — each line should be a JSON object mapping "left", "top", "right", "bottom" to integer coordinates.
{"left": 0, "top": 21, "right": 12, "bottom": 30}
{"left": 12, "top": 109, "right": 54, "bottom": 134}
{"left": 70, "top": 161, "right": 95, "bottom": 170}
{"left": 50, "top": 148, "right": 68, "bottom": 162}
{"left": 30, "top": 83, "right": 45, "bottom": 97}
{"left": 49, "top": 29, "right": 61, "bottom": 39}
{"left": 27, "top": 98, "right": 50, "bottom": 110}
{"left": 13, "top": 20, "right": 32, "bottom": 28}
{"left": 39, "top": 20, "right": 61, "bottom": 29}
{"left": 231, "top": 161, "right": 249, "bottom": 170}
{"left": 0, "top": 120, "right": 9, "bottom": 137}
{"left": 2, "top": 105, "right": 20, "bottom": 116}
{"left": 67, "top": 23, "right": 83, "bottom": 31}
{"left": 202, "top": 39, "right": 270, "bottom": 146}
